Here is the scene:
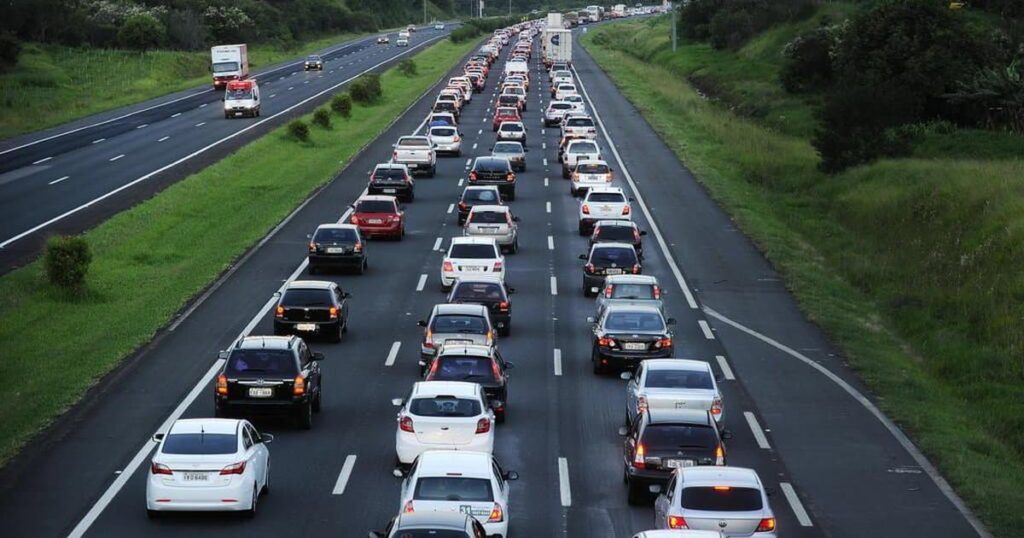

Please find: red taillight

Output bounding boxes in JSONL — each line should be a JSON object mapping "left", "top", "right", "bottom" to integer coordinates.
{"left": 399, "top": 415, "right": 414, "bottom": 432}
{"left": 443, "top": 261, "right": 454, "bottom": 272}
{"left": 275, "top": 306, "right": 284, "bottom": 318}
{"left": 667, "top": 515, "right": 688, "bottom": 529}
{"left": 219, "top": 461, "right": 246, "bottom": 475}
{"left": 475, "top": 417, "right": 491, "bottom": 434}
{"left": 469, "top": 171, "right": 478, "bottom": 182}
{"left": 632, "top": 443, "right": 645, "bottom": 469}
{"left": 487, "top": 502, "right": 504, "bottom": 523}
{"left": 756, "top": 517, "right": 776, "bottom": 532}
{"left": 715, "top": 444, "right": 725, "bottom": 466}
{"left": 711, "top": 397, "right": 723, "bottom": 416}
{"left": 293, "top": 374, "right": 305, "bottom": 396}
{"left": 581, "top": 204, "right": 590, "bottom": 215}
{"left": 584, "top": 263, "right": 595, "bottom": 273}
{"left": 403, "top": 500, "right": 415, "bottom": 513}
{"left": 633, "top": 229, "right": 640, "bottom": 241}
{"left": 506, "top": 172, "right": 515, "bottom": 182}
{"left": 498, "top": 301, "right": 509, "bottom": 311}
{"left": 491, "top": 359, "right": 502, "bottom": 381}
{"left": 308, "top": 241, "right": 317, "bottom": 253}
{"left": 353, "top": 242, "right": 363, "bottom": 253}
{"left": 603, "top": 285, "right": 613, "bottom": 298}
{"left": 653, "top": 285, "right": 661, "bottom": 299}
{"left": 329, "top": 306, "right": 339, "bottom": 319}
{"left": 632, "top": 264, "right": 641, "bottom": 274}
{"left": 350, "top": 215, "right": 360, "bottom": 224}
{"left": 493, "top": 261, "right": 503, "bottom": 272}
{"left": 458, "top": 201, "right": 467, "bottom": 210}
{"left": 392, "top": 151, "right": 399, "bottom": 161}
{"left": 216, "top": 373, "right": 228, "bottom": 395}
{"left": 637, "top": 395, "right": 648, "bottom": 414}
{"left": 150, "top": 462, "right": 173, "bottom": 475}
{"left": 622, "top": 205, "right": 631, "bottom": 215}
{"left": 598, "top": 336, "right": 616, "bottom": 347}
{"left": 427, "top": 357, "right": 440, "bottom": 376}
{"left": 655, "top": 337, "right": 672, "bottom": 349}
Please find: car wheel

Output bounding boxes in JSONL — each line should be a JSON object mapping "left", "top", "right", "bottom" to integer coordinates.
{"left": 244, "top": 485, "right": 258, "bottom": 518}
{"left": 500, "top": 323, "right": 511, "bottom": 337}
{"left": 562, "top": 168, "right": 569, "bottom": 179}
{"left": 312, "top": 386, "right": 322, "bottom": 412}
{"left": 296, "top": 401, "right": 313, "bottom": 430}
{"left": 147, "top": 509, "right": 160, "bottom": 519}
{"left": 332, "top": 321, "right": 342, "bottom": 343}
{"left": 592, "top": 348, "right": 606, "bottom": 375}
{"left": 578, "top": 222, "right": 588, "bottom": 236}
{"left": 262, "top": 461, "right": 270, "bottom": 494}
{"left": 626, "top": 479, "right": 646, "bottom": 506}
{"left": 429, "top": 165, "right": 436, "bottom": 178}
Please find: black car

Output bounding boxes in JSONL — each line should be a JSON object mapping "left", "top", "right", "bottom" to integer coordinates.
{"left": 214, "top": 335, "right": 325, "bottom": 429}
{"left": 446, "top": 277, "right": 515, "bottom": 336}
{"left": 307, "top": 224, "right": 367, "bottom": 274}
{"left": 580, "top": 242, "right": 641, "bottom": 296}
{"left": 304, "top": 54, "right": 324, "bottom": 71}
{"left": 457, "top": 185, "right": 503, "bottom": 225}
{"left": 590, "top": 305, "right": 675, "bottom": 374}
{"left": 368, "top": 163, "right": 415, "bottom": 202}
{"left": 622, "top": 409, "right": 731, "bottom": 504}
{"left": 424, "top": 344, "right": 513, "bottom": 422}
{"left": 590, "top": 220, "right": 647, "bottom": 258}
{"left": 468, "top": 157, "right": 516, "bottom": 200}
{"left": 273, "top": 280, "right": 351, "bottom": 342}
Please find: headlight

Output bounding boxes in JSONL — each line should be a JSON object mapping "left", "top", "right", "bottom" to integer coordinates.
{"left": 223, "top": 102, "right": 231, "bottom": 110}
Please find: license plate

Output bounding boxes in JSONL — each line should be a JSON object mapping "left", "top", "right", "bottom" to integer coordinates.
{"left": 605, "top": 268, "right": 623, "bottom": 275}
{"left": 665, "top": 459, "right": 694, "bottom": 469}
{"left": 296, "top": 323, "right": 317, "bottom": 332}
{"left": 383, "top": 188, "right": 396, "bottom": 194}
{"left": 623, "top": 342, "right": 646, "bottom": 351}
{"left": 248, "top": 387, "right": 273, "bottom": 398}
{"left": 234, "top": 112, "right": 244, "bottom": 117}
{"left": 182, "top": 472, "right": 209, "bottom": 481}
{"left": 463, "top": 266, "right": 484, "bottom": 272}
{"left": 367, "top": 219, "right": 383, "bottom": 224}
{"left": 480, "top": 226, "right": 499, "bottom": 232}
{"left": 674, "top": 401, "right": 687, "bottom": 409}
{"left": 327, "top": 247, "right": 344, "bottom": 254}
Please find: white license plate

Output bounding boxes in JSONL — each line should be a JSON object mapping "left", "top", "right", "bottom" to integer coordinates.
{"left": 326, "top": 247, "right": 344, "bottom": 254}
{"left": 383, "top": 188, "right": 396, "bottom": 194}
{"left": 182, "top": 472, "right": 209, "bottom": 481}
{"left": 623, "top": 342, "right": 646, "bottom": 351}
{"left": 367, "top": 219, "right": 383, "bottom": 224}
{"left": 296, "top": 323, "right": 317, "bottom": 332}
{"left": 605, "top": 268, "right": 623, "bottom": 275}
{"left": 462, "top": 266, "right": 484, "bottom": 272}
{"left": 665, "top": 459, "right": 694, "bottom": 469}
{"left": 248, "top": 387, "right": 273, "bottom": 398}
{"left": 234, "top": 112, "right": 244, "bottom": 117}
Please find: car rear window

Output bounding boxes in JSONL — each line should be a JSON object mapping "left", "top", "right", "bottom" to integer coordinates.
{"left": 587, "top": 192, "right": 624, "bottom": 203}
{"left": 161, "top": 433, "right": 237, "bottom": 455}
{"left": 493, "top": 142, "right": 521, "bottom": 153}
{"left": 500, "top": 123, "right": 523, "bottom": 132}
{"left": 430, "top": 357, "right": 498, "bottom": 383}
{"left": 409, "top": 396, "right": 482, "bottom": 417}
{"left": 577, "top": 163, "right": 609, "bottom": 174}
{"left": 604, "top": 311, "right": 664, "bottom": 332}
{"left": 610, "top": 283, "right": 654, "bottom": 299}
{"left": 225, "top": 349, "right": 298, "bottom": 376}
{"left": 591, "top": 247, "right": 637, "bottom": 266}
{"left": 680, "top": 486, "right": 764, "bottom": 512}
{"left": 463, "top": 189, "right": 500, "bottom": 204}
{"left": 431, "top": 127, "right": 457, "bottom": 137}
{"left": 469, "top": 211, "right": 507, "bottom": 224}
{"left": 395, "top": 531, "right": 468, "bottom": 538}
{"left": 475, "top": 159, "right": 509, "bottom": 172}
{"left": 497, "top": 108, "right": 518, "bottom": 116}
{"left": 432, "top": 314, "right": 488, "bottom": 334}
{"left": 645, "top": 369, "right": 713, "bottom": 389}
{"left": 570, "top": 142, "right": 599, "bottom": 154}
{"left": 450, "top": 244, "right": 497, "bottom": 259}
{"left": 499, "top": 95, "right": 518, "bottom": 103}
{"left": 399, "top": 138, "right": 430, "bottom": 147}
{"left": 314, "top": 228, "right": 358, "bottom": 242}
{"left": 373, "top": 168, "right": 407, "bottom": 180}
{"left": 551, "top": 103, "right": 572, "bottom": 110}
{"left": 356, "top": 200, "right": 395, "bottom": 213}
{"left": 596, "top": 225, "right": 636, "bottom": 242}
{"left": 414, "top": 477, "right": 493, "bottom": 502}
{"left": 452, "top": 282, "right": 504, "bottom": 301}
{"left": 281, "top": 289, "right": 333, "bottom": 307}
{"left": 642, "top": 424, "right": 718, "bottom": 450}
{"left": 567, "top": 118, "right": 594, "bottom": 127}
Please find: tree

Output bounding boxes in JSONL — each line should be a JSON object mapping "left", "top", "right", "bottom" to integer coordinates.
{"left": 44, "top": 235, "right": 92, "bottom": 293}
{"left": 118, "top": 13, "right": 165, "bottom": 51}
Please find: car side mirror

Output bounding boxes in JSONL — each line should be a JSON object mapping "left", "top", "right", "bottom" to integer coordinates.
{"left": 619, "top": 371, "right": 633, "bottom": 380}
{"left": 666, "top": 318, "right": 677, "bottom": 325}
{"left": 391, "top": 398, "right": 405, "bottom": 407}
{"left": 617, "top": 426, "right": 628, "bottom": 436}
{"left": 504, "top": 361, "right": 515, "bottom": 369}
{"left": 218, "top": 350, "right": 229, "bottom": 360}
{"left": 261, "top": 433, "right": 274, "bottom": 444}
{"left": 513, "top": 216, "right": 520, "bottom": 222}
{"left": 586, "top": 316, "right": 596, "bottom": 324}
{"left": 312, "top": 352, "right": 325, "bottom": 361}
{"left": 503, "top": 471, "right": 519, "bottom": 481}
{"left": 460, "top": 132, "right": 465, "bottom": 136}
{"left": 722, "top": 429, "right": 734, "bottom": 440}
{"left": 417, "top": 320, "right": 427, "bottom": 327}
{"left": 629, "top": 197, "right": 635, "bottom": 201}
{"left": 342, "top": 292, "right": 352, "bottom": 298}
{"left": 152, "top": 433, "right": 165, "bottom": 443}
{"left": 578, "top": 254, "right": 587, "bottom": 260}
{"left": 392, "top": 467, "right": 407, "bottom": 478}
{"left": 506, "top": 287, "right": 516, "bottom": 294}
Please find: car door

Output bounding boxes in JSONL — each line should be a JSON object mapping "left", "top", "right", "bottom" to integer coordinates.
{"left": 246, "top": 423, "right": 269, "bottom": 486}
{"left": 241, "top": 425, "right": 262, "bottom": 489}
{"left": 333, "top": 285, "right": 349, "bottom": 325}
{"left": 491, "top": 458, "right": 509, "bottom": 505}
{"left": 654, "top": 473, "right": 675, "bottom": 528}
{"left": 627, "top": 363, "right": 643, "bottom": 421}
{"left": 297, "top": 342, "right": 318, "bottom": 396}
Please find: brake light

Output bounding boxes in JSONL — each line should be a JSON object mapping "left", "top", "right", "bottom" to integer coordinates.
{"left": 216, "top": 373, "right": 229, "bottom": 395}
{"left": 713, "top": 486, "right": 731, "bottom": 491}
{"left": 458, "top": 201, "right": 467, "bottom": 210}
{"left": 427, "top": 357, "right": 440, "bottom": 376}
{"left": 654, "top": 337, "right": 672, "bottom": 349}
{"left": 475, "top": 417, "right": 491, "bottom": 434}
{"left": 403, "top": 500, "right": 415, "bottom": 513}
{"left": 329, "top": 306, "right": 339, "bottom": 319}
{"left": 392, "top": 151, "right": 398, "bottom": 161}
{"left": 632, "top": 443, "right": 645, "bottom": 469}
{"left": 603, "top": 285, "right": 613, "bottom": 297}
{"left": 350, "top": 215, "right": 360, "bottom": 224}
{"left": 469, "top": 171, "right": 478, "bottom": 182}
{"left": 399, "top": 415, "right": 414, "bottom": 432}
{"left": 443, "top": 261, "right": 454, "bottom": 272}
{"left": 711, "top": 397, "right": 723, "bottom": 416}
{"left": 715, "top": 444, "right": 726, "bottom": 466}
{"left": 151, "top": 462, "right": 173, "bottom": 475}
{"left": 308, "top": 241, "right": 317, "bottom": 253}
{"left": 571, "top": 173, "right": 579, "bottom": 181}
{"left": 756, "top": 517, "right": 776, "bottom": 532}
{"left": 598, "top": 336, "right": 616, "bottom": 347}
{"left": 219, "top": 461, "right": 246, "bottom": 475}
{"left": 584, "top": 263, "right": 595, "bottom": 273}
{"left": 487, "top": 503, "right": 504, "bottom": 523}
{"left": 353, "top": 242, "right": 363, "bottom": 253}
{"left": 506, "top": 172, "right": 515, "bottom": 182}
{"left": 581, "top": 204, "right": 590, "bottom": 215}
{"left": 274, "top": 306, "right": 284, "bottom": 318}
{"left": 637, "top": 395, "right": 648, "bottom": 414}
{"left": 632, "top": 264, "right": 641, "bottom": 274}
{"left": 493, "top": 261, "right": 503, "bottom": 272}
{"left": 453, "top": 135, "right": 461, "bottom": 142}
{"left": 667, "top": 515, "right": 688, "bottom": 529}
{"left": 498, "top": 301, "right": 509, "bottom": 311}
{"left": 653, "top": 285, "right": 661, "bottom": 299}
{"left": 633, "top": 229, "right": 640, "bottom": 241}
{"left": 622, "top": 205, "right": 631, "bottom": 215}
{"left": 293, "top": 374, "right": 305, "bottom": 396}
{"left": 490, "top": 359, "right": 503, "bottom": 382}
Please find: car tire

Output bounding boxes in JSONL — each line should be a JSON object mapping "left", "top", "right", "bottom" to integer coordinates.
{"left": 562, "top": 168, "right": 570, "bottom": 179}
{"left": 332, "top": 321, "right": 342, "bottom": 343}
{"left": 147, "top": 509, "right": 160, "bottom": 519}
{"left": 296, "top": 401, "right": 313, "bottom": 430}
{"left": 263, "top": 461, "right": 271, "bottom": 494}
{"left": 592, "top": 348, "right": 606, "bottom": 375}
{"left": 313, "top": 387, "right": 322, "bottom": 413}
{"left": 578, "top": 222, "right": 588, "bottom": 236}
{"left": 500, "top": 323, "right": 511, "bottom": 337}
{"left": 244, "top": 485, "right": 258, "bottom": 518}
{"left": 626, "top": 479, "right": 646, "bottom": 506}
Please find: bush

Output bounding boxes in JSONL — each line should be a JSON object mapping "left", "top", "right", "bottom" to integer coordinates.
{"left": 679, "top": 0, "right": 720, "bottom": 41}
{"left": 288, "top": 119, "right": 310, "bottom": 141}
{"left": 397, "top": 59, "right": 417, "bottom": 77}
{"left": 44, "top": 235, "right": 92, "bottom": 292}
{"left": 312, "top": 107, "right": 331, "bottom": 128}
{"left": 349, "top": 73, "right": 382, "bottom": 104}
{"left": 449, "top": 25, "right": 480, "bottom": 44}
{"left": 813, "top": 85, "right": 915, "bottom": 173}
{"left": 0, "top": 32, "right": 21, "bottom": 71}
{"left": 780, "top": 26, "right": 836, "bottom": 93}
{"left": 331, "top": 92, "right": 352, "bottom": 117}
{"left": 118, "top": 13, "right": 166, "bottom": 51}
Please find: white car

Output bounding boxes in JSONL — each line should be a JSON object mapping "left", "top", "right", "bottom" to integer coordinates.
{"left": 550, "top": 69, "right": 572, "bottom": 83}
{"left": 622, "top": 359, "right": 724, "bottom": 427}
{"left": 393, "top": 135, "right": 437, "bottom": 177}
{"left": 393, "top": 381, "right": 496, "bottom": 466}
{"left": 496, "top": 121, "right": 527, "bottom": 145}
{"left": 562, "top": 138, "right": 602, "bottom": 178}
{"left": 464, "top": 205, "right": 519, "bottom": 253}
{"left": 396, "top": 450, "right": 518, "bottom": 538}
{"left": 146, "top": 418, "right": 272, "bottom": 517}
{"left": 554, "top": 83, "right": 579, "bottom": 101}
{"left": 562, "top": 114, "right": 598, "bottom": 139}
{"left": 428, "top": 125, "right": 462, "bottom": 156}
{"left": 397, "top": 37, "right": 409, "bottom": 47}
{"left": 562, "top": 93, "right": 586, "bottom": 113}
{"left": 441, "top": 237, "right": 506, "bottom": 289}
{"left": 579, "top": 187, "right": 632, "bottom": 234}
{"left": 435, "top": 23, "right": 445, "bottom": 30}
{"left": 654, "top": 467, "right": 777, "bottom": 537}
{"left": 544, "top": 101, "right": 575, "bottom": 126}
{"left": 571, "top": 159, "right": 613, "bottom": 196}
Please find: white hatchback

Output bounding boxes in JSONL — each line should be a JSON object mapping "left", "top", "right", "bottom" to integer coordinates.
{"left": 393, "top": 381, "right": 496, "bottom": 465}
{"left": 654, "top": 467, "right": 777, "bottom": 537}
{"left": 441, "top": 237, "right": 506, "bottom": 289}
{"left": 146, "top": 418, "right": 272, "bottom": 518}
{"left": 579, "top": 187, "right": 632, "bottom": 235}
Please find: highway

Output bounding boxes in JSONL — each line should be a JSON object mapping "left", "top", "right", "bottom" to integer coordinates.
{"left": 0, "top": 26, "right": 452, "bottom": 272}
{"left": 0, "top": 23, "right": 986, "bottom": 538}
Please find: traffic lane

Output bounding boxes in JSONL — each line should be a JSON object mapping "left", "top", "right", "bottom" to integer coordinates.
{"left": 572, "top": 35, "right": 979, "bottom": 538}
{"left": 0, "top": 36, "right": 474, "bottom": 536}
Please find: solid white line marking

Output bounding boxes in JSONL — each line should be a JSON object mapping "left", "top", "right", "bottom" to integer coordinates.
{"left": 199, "top": 103, "right": 208, "bottom": 108}
{"left": 558, "top": 457, "right": 572, "bottom": 507}
{"left": 572, "top": 65, "right": 699, "bottom": 309}
{"left": 715, "top": 355, "right": 736, "bottom": 380}
{"left": 553, "top": 349, "right": 562, "bottom": 376}
{"left": 157, "top": 136, "right": 170, "bottom": 142}
{"left": 550, "top": 276, "right": 558, "bottom": 296}
{"left": 332, "top": 455, "right": 358, "bottom": 495}
{"left": 416, "top": 274, "right": 428, "bottom": 291}
{"left": 136, "top": 124, "right": 148, "bottom": 129}
{"left": 32, "top": 157, "right": 52, "bottom": 165}
{"left": 194, "top": 122, "right": 205, "bottom": 127}
{"left": 385, "top": 341, "right": 402, "bottom": 366}
{"left": 548, "top": 235, "right": 554, "bottom": 250}
{"left": 546, "top": 201, "right": 551, "bottom": 213}
{"left": 49, "top": 176, "right": 69, "bottom": 185}
{"left": 698, "top": 320, "right": 714, "bottom": 339}
{"left": 171, "top": 112, "right": 181, "bottom": 118}
{"left": 780, "top": 482, "right": 813, "bottom": 526}
{"left": 447, "top": 203, "right": 455, "bottom": 214}
{"left": 92, "top": 138, "right": 105, "bottom": 144}
{"left": 109, "top": 154, "right": 125, "bottom": 162}
{"left": 432, "top": 237, "right": 443, "bottom": 251}
{"left": 544, "top": 177, "right": 549, "bottom": 187}
{"left": 744, "top": 411, "right": 771, "bottom": 450}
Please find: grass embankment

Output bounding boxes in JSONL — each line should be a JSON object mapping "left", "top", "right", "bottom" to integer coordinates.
{"left": 584, "top": 15, "right": 1024, "bottom": 536}
{"left": 0, "top": 31, "right": 376, "bottom": 140}
{"left": 0, "top": 37, "right": 478, "bottom": 465}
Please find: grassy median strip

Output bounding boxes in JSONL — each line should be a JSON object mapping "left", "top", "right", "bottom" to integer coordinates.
{"left": 584, "top": 19, "right": 1023, "bottom": 536}
{"left": 0, "top": 37, "right": 477, "bottom": 465}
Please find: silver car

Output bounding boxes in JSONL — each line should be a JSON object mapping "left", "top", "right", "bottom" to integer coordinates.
{"left": 622, "top": 359, "right": 724, "bottom": 426}
{"left": 544, "top": 101, "right": 575, "bottom": 126}
{"left": 654, "top": 467, "right": 777, "bottom": 537}
{"left": 428, "top": 125, "right": 462, "bottom": 156}
{"left": 416, "top": 303, "right": 496, "bottom": 368}
{"left": 491, "top": 141, "right": 527, "bottom": 171}
{"left": 464, "top": 205, "right": 519, "bottom": 253}
{"left": 595, "top": 274, "right": 664, "bottom": 316}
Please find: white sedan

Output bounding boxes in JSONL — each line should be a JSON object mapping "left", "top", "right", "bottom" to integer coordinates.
{"left": 622, "top": 359, "right": 724, "bottom": 427}
{"left": 441, "top": 237, "right": 506, "bottom": 289}
{"left": 146, "top": 418, "right": 272, "bottom": 518}
{"left": 393, "top": 381, "right": 496, "bottom": 466}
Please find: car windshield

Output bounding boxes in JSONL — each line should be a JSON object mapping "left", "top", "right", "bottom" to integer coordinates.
{"left": 281, "top": 289, "right": 332, "bottom": 307}
{"left": 470, "top": 211, "right": 507, "bottom": 224}
{"left": 591, "top": 247, "right": 637, "bottom": 266}
{"left": 161, "top": 433, "right": 237, "bottom": 455}
{"left": 307, "top": 56, "right": 320, "bottom": 61}
{"left": 314, "top": 228, "right": 358, "bottom": 242}
{"left": 409, "top": 396, "right": 482, "bottom": 417}
{"left": 577, "top": 163, "right": 609, "bottom": 174}
{"left": 610, "top": 283, "right": 654, "bottom": 299}
{"left": 499, "top": 95, "right": 518, "bottom": 103}
{"left": 642, "top": 424, "right": 718, "bottom": 450}
{"left": 399, "top": 138, "right": 429, "bottom": 147}
{"left": 225, "top": 349, "right": 298, "bottom": 376}
{"left": 373, "top": 168, "right": 407, "bottom": 180}
{"left": 212, "top": 62, "right": 238, "bottom": 73}
{"left": 645, "top": 369, "right": 714, "bottom": 389}
{"left": 604, "top": 311, "right": 664, "bottom": 331}
{"left": 452, "top": 282, "right": 504, "bottom": 301}
{"left": 493, "top": 143, "right": 521, "bottom": 154}
{"left": 588, "top": 192, "right": 624, "bottom": 203}
{"left": 500, "top": 124, "right": 523, "bottom": 132}
{"left": 226, "top": 89, "right": 252, "bottom": 100}
{"left": 431, "top": 127, "right": 457, "bottom": 137}
{"left": 414, "top": 477, "right": 493, "bottom": 502}
{"left": 680, "top": 487, "right": 764, "bottom": 512}
{"left": 464, "top": 189, "right": 500, "bottom": 204}
{"left": 450, "top": 244, "right": 497, "bottom": 259}
{"left": 570, "top": 142, "right": 599, "bottom": 154}
{"left": 432, "top": 314, "right": 488, "bottom": 334}
{"left": 356, "top": 200, "right": 395, "bottom": 213}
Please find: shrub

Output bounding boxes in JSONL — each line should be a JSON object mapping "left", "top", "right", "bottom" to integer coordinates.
{"left": 312, "top": 107, "right": 331, "bottom": 128}
{"left": 349, "top": 73, "right": 382, "bottom": 104}
{"left": 813, "top": 85, "right": 914, "bottom": 173}
{"left": 0, "top": 32, "right": 21, "bottom": 71}
{"left": 709, "top": 8, "right": 755, "bottom": 50}
{"left": 398, "top": 59, "right": 417, "bottom": 77}
{"left": 118, "top": 13, "right": 166, "bottom": 51}
{"left": 44, "top": 235, "right": 92, "bottom": 292}
{"left": 679, "top": 0, "right": 720, "bottom": 41}
{"left": 331, "top": 92, "right": 352, "bottom": 117}
{"left": 449, "top": 25, "right": 480, "bottom": 44}
{"left": 780, "top": 26, "right": 836, "bottom": 93}
{"left": 288, "top": 119, "right": 310, "bottom": 141}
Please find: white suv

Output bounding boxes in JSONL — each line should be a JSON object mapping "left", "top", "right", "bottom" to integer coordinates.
{"left": 562, "top": 138, "right": 602, "bottom": 178}
{"left": 392, "top": 381, "right": 495, "bottom": 466}
{"left": 578, "top": 187, "right": 632, "bottom": 235}
{"left": 441, "top": 237, "right": 506, "bottom": 289}
{"left": 562, "top": 115, "right": 597, "bottom": 139}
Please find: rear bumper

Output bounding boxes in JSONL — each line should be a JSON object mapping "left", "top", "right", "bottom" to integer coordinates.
{"left": 356, "top": 222, "right": 402, "bottom": 237}
{"left": 595, "top": 346, "right": 674, "bottom": 370}
{"left": 625, "top": 465, "right": 673, "bottom": 488}
{"left": 368, "top": 184, "right": 413, "bottom": 197}
{"left": 274, "top": 318, "right": 340, "bottom": 337}
{"left": 308, "top": 253, "right": 364, "bottom": 267}
{"left": 395, "top": 431, "right": 494, "bottom": 464}
{"left": 216, "top": 394, "right": 310, "bottom": 415}
{"left": 147, "top": 477, "right": 253, "bottom": 512}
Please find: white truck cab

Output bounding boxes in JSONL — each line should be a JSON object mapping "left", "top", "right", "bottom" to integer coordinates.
{"left": 223, "top": 79, "right": 260, "bottom": 119}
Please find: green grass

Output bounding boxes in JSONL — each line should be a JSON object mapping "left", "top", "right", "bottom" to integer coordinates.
{"left": 0, "top": 31, "right": 375, "bottom": 140}
{"left": 0, "top": 37, "right": 479, "bottom": 465}
{"left": 584, "top": 16, "right": 1024, "bottom": 538}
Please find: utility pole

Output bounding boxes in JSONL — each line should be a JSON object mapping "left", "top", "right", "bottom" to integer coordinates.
{"left": 423, "top": 0, "right": 427, "bottom": 25}
{"left": 670, "top": 1, "right": 677, "bottom": 52}
{"left": 508, "top": 0, "right": 511, "bottom": 16}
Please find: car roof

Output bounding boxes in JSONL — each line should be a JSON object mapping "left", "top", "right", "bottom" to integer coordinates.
{"left": 395, "top": 511, "right": 473, "bottom": 529}
{"left": 603, "top": 303, "right": 663, "bottom": 317}
{"left": 357, "top": 195, "right": 397, "bottom": 203}
{"left": 568, "top": 138, "right": 599, "bottom": 147}
{"left": 169, "top": 418, "right": 240, "bottom": 435}
{"left": 450, "top": 236, "right": 498, "bottom": 246}
{"left": 287, "top": 280, "right": 335, "bottom": 290}
{"left": 413, "top": 380, "right": 480, "bottom": 398}
{"left": 315, "top": 223, "right": 359, "bottom": 232}
{"left": 235, "top": 335, "right": 296, "bottom": 350}
{"left": 605, "top": 274, "right": 659, "bottom": 285}
{"left": 433, "top": 303, "right": 488, "bottom": 315}
{"left": 642, "top": 359, "right": 710, "bottom": 372}
{"left": 416, "top": 450, "right": 493, "bottom": 478}
{"left": 646, "top": 408, "right": 714, "bottom": 426}
{"left": 469, "top": 204, "right": 509, "bottom": 213}
{"left": 679, "top": 466, "right": 762, "bottom": 489}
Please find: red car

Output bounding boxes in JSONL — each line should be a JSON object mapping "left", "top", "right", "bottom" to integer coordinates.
{"left": 492, "top": 107, "right": 521, "bottom": 131}
{"left": 349, "top": 195, "right": 405, "bottom": 240}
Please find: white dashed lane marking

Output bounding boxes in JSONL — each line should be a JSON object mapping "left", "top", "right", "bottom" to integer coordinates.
{"left": 416, "top": 274, "right": 428, "bottom": 292}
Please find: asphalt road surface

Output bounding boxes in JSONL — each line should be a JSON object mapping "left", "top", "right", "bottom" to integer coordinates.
{"left": 0, "top": 26, "right": 452, "bottom": 272}
{"left": 0, "top": 24, "right": 985, "bottom": 538}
